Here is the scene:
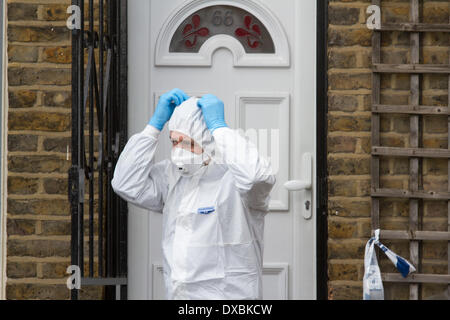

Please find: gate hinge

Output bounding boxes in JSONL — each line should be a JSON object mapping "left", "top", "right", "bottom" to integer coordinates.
{"left": 68, "top": 166, "right": 78, "bottom": 206}
{"left": 78, "top": 168, "right": 85, "bottom": 203}
{"left": 68, "top": 166, "right": 85, "bottom": 205}
{"left": 113, "top": 132, "right": 120, "bottom": 158}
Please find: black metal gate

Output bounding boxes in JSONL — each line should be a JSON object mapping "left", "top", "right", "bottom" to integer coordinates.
{"left": 69, "top": 0, "right": 128, "bottom": 300}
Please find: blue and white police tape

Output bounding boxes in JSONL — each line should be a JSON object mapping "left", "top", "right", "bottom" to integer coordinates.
{"left": 375, "top": 241, "right": 416, "bottom": 278}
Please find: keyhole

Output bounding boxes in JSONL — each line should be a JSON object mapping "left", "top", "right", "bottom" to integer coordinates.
{"left": 305, "top": 201, "right": 310, "bottom": 210}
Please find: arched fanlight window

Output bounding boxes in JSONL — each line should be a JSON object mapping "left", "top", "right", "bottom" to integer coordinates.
{"left": 169, "top": 5, "right": 275, "bottom": 54}
{"left": 155, "top": 0, "right": 290, "bottom": 67}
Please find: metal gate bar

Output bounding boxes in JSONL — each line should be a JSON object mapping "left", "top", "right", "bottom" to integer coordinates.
{"left": 70, "top": 0, "right": 128, "bottom": 300}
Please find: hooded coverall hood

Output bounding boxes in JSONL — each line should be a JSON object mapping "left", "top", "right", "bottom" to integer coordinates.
{"left": 168, "top": 96, "right": 215, "bottom": 160}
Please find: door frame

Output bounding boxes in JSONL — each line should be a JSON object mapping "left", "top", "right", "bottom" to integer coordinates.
{"left": 127, "top": 0, "right": 328, "bottom": 300}
{"left": 316, "top": 0, "right": 328, "bottom": 301}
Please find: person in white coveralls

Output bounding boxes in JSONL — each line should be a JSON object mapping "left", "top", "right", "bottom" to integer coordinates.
{"left": 111, "top": 88, "right": 276, "bottom": 300}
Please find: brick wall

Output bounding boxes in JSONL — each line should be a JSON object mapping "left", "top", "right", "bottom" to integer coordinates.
{"left": 5, "top": 0, "right": 101, "bottom": 299}
{"left": 327, "top": 0, "right": 449, "bottom": 299}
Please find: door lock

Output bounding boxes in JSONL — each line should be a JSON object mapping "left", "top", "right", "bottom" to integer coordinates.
{"left": 305, "top": 200, "right": 310, "bottom": 210}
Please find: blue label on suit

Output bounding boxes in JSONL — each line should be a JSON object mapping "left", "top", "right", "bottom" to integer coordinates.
{"left": 197, "top": 206, "right": 215, "bottom": 214}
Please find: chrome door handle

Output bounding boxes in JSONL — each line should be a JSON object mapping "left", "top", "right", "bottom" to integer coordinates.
{"left": 284, "top": 180, "right": 311, "bottom": 191}
{"left": 283, "top": 153, "right": 313, "bottom": 219}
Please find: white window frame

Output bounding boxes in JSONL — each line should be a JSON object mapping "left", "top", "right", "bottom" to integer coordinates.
{"left": 0, "top": 0, "right": 7, "bottom": 300}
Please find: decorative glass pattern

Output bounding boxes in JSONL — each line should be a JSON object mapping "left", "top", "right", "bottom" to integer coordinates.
{"left": 169, "top": 5, "right": 275, "bottom": 54}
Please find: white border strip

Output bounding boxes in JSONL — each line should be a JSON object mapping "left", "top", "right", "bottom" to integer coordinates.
{"left": 0, "top": 0, "right": 7, "bottom": 300}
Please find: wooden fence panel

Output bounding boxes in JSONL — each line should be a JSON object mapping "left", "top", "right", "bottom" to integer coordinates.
{"left": 370, "top": 0, "right": 450, "bottom": 300}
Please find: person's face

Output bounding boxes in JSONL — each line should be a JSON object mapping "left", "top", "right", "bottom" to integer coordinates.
{"left": 170, "top": 131, "right": 203, "bottom": 155}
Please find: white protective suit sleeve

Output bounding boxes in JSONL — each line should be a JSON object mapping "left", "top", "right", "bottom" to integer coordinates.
{"left": 111, "top": 124, "right": 168, "bottom": 212}
{"left": 212, "top": 127, "right": 276, "bottom": 210}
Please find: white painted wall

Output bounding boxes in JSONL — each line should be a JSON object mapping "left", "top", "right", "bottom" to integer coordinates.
{"left": 127, "top": 0, "right": 152, "bottom": 300}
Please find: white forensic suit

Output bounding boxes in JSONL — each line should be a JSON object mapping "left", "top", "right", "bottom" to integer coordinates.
{"left": 111, "top": 97, "right": 276, "bottom": 300}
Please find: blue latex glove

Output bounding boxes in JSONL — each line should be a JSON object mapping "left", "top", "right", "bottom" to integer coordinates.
{"left": 149, "top": 88, "right": 189, "bottom": 131}
{"left": 197, "top": 94, "right": 228, "bottom": 133}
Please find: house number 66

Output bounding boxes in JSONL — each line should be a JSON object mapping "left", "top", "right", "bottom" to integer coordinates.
{"left": 212, "top": 10, "right": 234, "bottom": 26}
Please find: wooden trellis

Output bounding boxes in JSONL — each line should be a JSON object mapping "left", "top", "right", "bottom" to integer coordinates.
{"left": 370, "top": 0, "right": 450, "bottom": 299}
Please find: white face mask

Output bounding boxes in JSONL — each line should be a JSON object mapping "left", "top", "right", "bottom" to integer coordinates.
{"left": 171, "top": 147, "right": 207, "bottom": 174}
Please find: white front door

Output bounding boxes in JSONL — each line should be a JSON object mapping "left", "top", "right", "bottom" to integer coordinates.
{"left": 127, "top": 0, "right": 316, "bottom": 300}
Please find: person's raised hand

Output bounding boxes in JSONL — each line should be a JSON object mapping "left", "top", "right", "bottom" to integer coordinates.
{"left": 149, "top": 88, "right": 189, "bottom": 131}
{"left": 197, "top": 94, "right": 228, "bottom": 133}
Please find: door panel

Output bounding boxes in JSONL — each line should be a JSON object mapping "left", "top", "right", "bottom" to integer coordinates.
{"left": 235, "top": 92, "right": 290, "bottom": 210}
{"left": 128, "top": 0, "right": 316, "bottom": 299}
